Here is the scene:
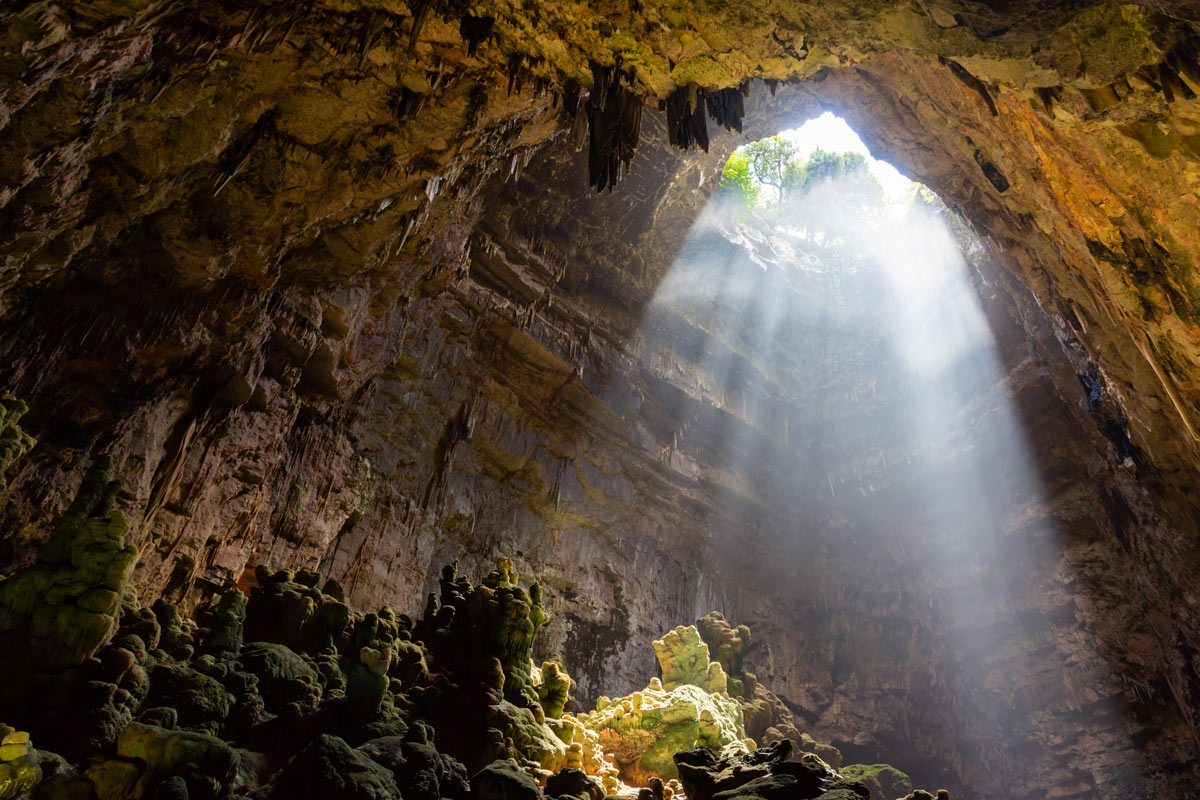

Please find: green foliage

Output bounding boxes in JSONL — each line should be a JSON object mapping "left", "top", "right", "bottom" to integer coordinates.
{"left": 781, "top": 147, "right": 885, "bottom": 246}
{"left": 786, "top": 148, "right": 879, "bottom": 203}
{"left": 718, "top": 151, "right": 760, "bottom": 207}
{"left": 742, "top": 136, "right": 799, "bottom": 203}
{"left": 718, "top": 140, "right": 887, "bottom": 234}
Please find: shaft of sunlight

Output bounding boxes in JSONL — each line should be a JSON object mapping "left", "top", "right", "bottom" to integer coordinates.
{"left": 630, "top": 113, "right": 1129, "bottom": 792}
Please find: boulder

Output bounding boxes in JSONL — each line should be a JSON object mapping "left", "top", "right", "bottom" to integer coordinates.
{"left": 472, "top": 759, "right": 543, "bottom": 800}
{"left": 250, "top": 734, "right": 400, "bottom": 800}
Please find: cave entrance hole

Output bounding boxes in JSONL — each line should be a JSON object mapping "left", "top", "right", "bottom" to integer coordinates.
{"left": 628, "top": 112, "right": 1119, "bottom": 793}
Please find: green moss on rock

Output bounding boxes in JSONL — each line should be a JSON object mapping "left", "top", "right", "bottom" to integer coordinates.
{"left": 0, "top": 726, "right": 41, "bottom": 800}
{"left": 110, "top": 721, "right": 241, "bottom": 800}
{"left": 653, "top": 625, "right": 728, "bottom": 694}
{"left": 239, "top": 642, "right": 321, "bottom": 716}
{"left": 0, "top": 393, "right": 35, "bottom": 490}
{"left": 840, "top": 763, "right": 915, "bottom": 800}
{"left": 199, "top": 589, "right": 247, "bottom": 657}
{"left": 249, "top": 734, "right": 400, "bottom": 800}
{"left": 0, "top": 455, "right": 138, "bottom": 679}
{"left": 534, "top": 661, "right": 573, "bottom": 720}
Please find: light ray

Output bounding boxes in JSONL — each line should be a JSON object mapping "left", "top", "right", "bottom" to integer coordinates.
{"left": 631, "top": 114, "right": 1130, "bottom": 792}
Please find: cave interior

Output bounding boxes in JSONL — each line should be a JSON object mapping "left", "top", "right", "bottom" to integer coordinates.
{"left": 2, "top": 0, "right": 1200, "bottom": 799}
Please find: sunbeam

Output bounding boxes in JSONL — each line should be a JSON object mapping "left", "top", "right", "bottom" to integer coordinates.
{"left": 632, "top": 115, "right": 1133, "bottom": 793}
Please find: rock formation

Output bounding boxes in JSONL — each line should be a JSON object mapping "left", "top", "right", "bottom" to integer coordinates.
{"left": 575, "top": 626, "right": 748, "bottom": 785}
{"left": 0, "top": 455, "right": 137, "bottom": 679}
{"left": 0, "top": 522, "right": 931, "bottom": 800}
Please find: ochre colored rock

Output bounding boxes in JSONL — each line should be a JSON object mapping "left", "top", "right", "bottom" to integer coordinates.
{"left": 0, "top": 726, "right": 41, "bottom": 800}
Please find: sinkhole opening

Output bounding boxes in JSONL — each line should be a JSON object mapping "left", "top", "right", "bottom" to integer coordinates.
{"left": 630, "top": 112, "right": 1118, "bottom": 794}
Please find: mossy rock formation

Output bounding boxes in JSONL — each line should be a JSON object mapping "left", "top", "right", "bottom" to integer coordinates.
{"left": 0, "top": 455, "right": 137, "bottom": 680}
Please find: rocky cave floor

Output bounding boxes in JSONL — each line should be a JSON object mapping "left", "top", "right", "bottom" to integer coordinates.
{"left": 0, "top": 454, "right": 945, "bottom": 800}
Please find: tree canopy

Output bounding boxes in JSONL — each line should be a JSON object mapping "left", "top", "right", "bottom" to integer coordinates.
{"left": 716, "top": 137, "right": 890, "bottom": 247}
{"left": 786, "top": 148, "right": 877, "bottom": 200}
{"left": 718, "top": 139, "right": 883, "bottom": 208}
{"left": 743, "top": 136, "right": 799, "bottom": 203}
{"left": 718, "top": 151, "right": 760, "bottom": 207}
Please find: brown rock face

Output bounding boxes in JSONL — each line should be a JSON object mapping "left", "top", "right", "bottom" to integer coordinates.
{"left": 3, "top": 1, "right": 1200, "bottom": 797}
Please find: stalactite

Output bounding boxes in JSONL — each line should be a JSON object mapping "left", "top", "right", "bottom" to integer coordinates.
{"left": 419, "top": 390, "right": 479, "bottom": 509}
{"left": 1166, "top": 35, "right": 1200, "bottom": 89}
{"left": 507, "top": 53, "right": 524, "bottom": 95}
{"left": 1158, "top": 61, "right": 1196, "bottom": 102}
{"left": 388, "top": 86, "right": 423, "bottom": 121}
{"left": 358, "top": 11, "right": 383, "bottom": 67}
{"left": 771, "top": 30, "right": 807, "bottom": 61}
{"left": 1035, "top": 85, "right": 1061, "bottom": 115}
{"left": 464, "top": 83, "right": 488, "bottom": 126}
{"left": 213, "top": 108, "right": 278, "bottom": 196}
{"left": 940, "top": 56, "right": 999, "bottom": 116}
{"left": 561, "top": 77, "right": 582, "bottom": 122}
{"left": 586, "top": 63, "right": 644, "bottom": 192}
{"left": 704, "top": 81, "right": 751, "bottom": 134}
{"left": 661, "top": 84, "right": 709, "bottom": 152}
{"left": 459, "top": 14, "right": 494, "bottom": 56}
{"left": 967, "top": 138, "right": 1009, "bottom": 193}
{"left": 407, "top": 0, "right": 433, "bottom": 52}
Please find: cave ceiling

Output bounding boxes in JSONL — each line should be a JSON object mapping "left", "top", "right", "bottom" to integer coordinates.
{"left": 3, "top": 0, "right": 1199, "bottom": 474}
{"left": 3, "top": 0, "right": 1200, "bottom": 796}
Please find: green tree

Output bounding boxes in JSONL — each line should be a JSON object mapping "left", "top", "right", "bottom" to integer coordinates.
{"left": 718, "top": 151, "right": 760, "bottom": 207}
{"left": 782, "top": 147, "right": 884, "bottom": 246}
{"left": 742, "top": 136, "right": 799, "bottom": 203}
{"left": 785, "top": 148, "right": 879, "bottom": 203}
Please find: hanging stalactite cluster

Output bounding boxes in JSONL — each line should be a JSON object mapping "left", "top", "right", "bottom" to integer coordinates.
{"left": 586, "top": 63, "right": 644, "bottom": 193}
{"left": 661, "top": 81, "right": 752, "bottom": 153}
{"left": 663, "top": 85, "right": 711, "bottom": 152}
{"left": 705, "top": 82, "right": 751, "bottom": 135}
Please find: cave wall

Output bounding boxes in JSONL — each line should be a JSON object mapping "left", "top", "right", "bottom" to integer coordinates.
{"left": 3, "top": 0, "right": 1200, "bottom": 797}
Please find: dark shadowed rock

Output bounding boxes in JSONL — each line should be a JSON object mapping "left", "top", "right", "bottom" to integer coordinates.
{"left": 472, "top": 759, "right": 543, "bottom": 800}
{"left": 250, "top": 734, "right": 400, "bottom": 800}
